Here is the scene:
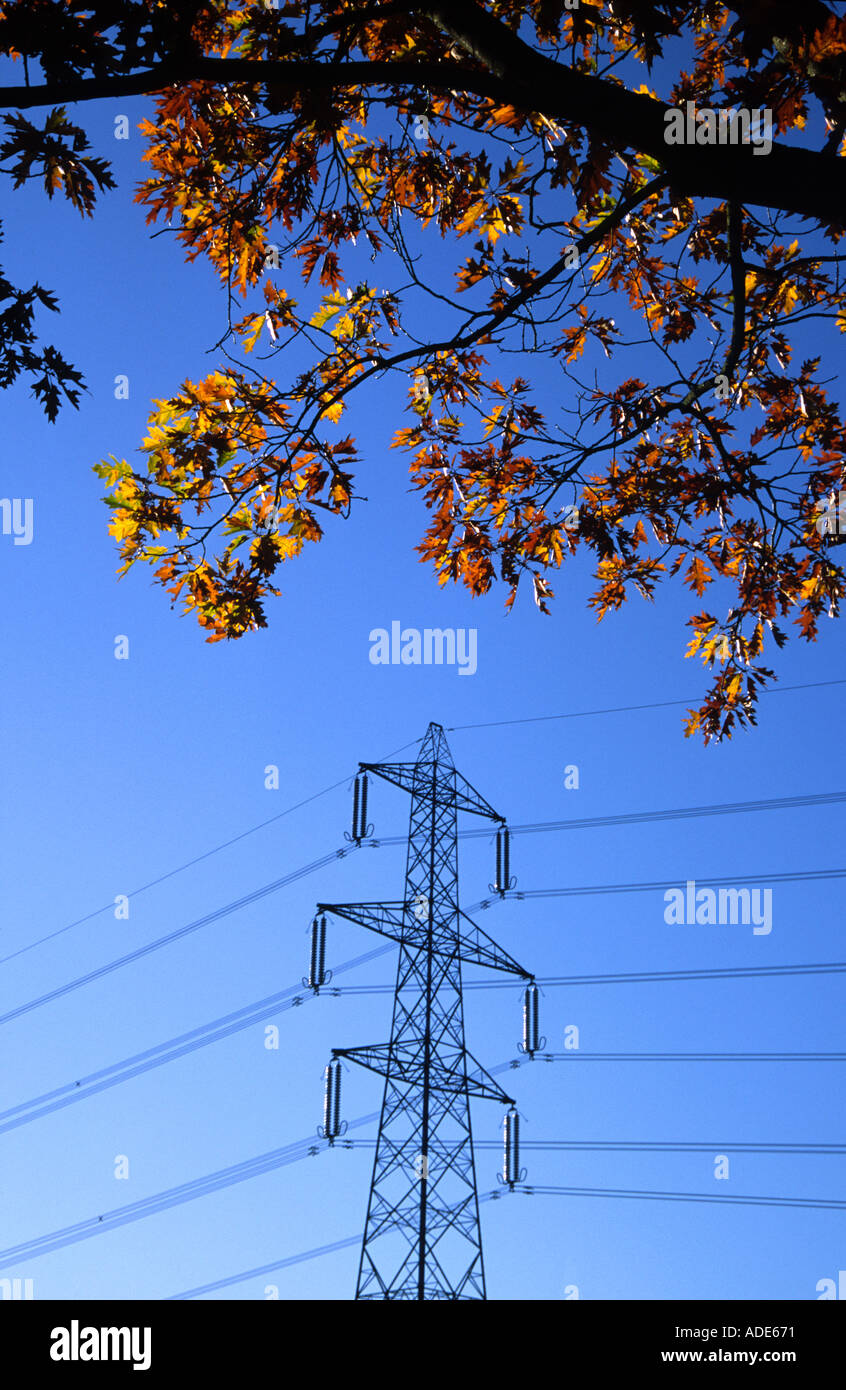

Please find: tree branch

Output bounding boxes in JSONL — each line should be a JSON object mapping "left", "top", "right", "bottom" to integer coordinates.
{"left": 725, "top": 199, "right": 747, "bottom": 382}
{"left": 0, "top": 39, "right": 843, "bottom": 224}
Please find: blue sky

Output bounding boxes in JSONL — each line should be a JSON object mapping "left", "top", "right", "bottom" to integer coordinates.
{"left": 1, "top": 89, "right": 845, "bottom": 1302}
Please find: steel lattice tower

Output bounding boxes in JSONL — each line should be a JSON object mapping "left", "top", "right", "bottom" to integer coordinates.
{"left": 319, "top": 722, "right": 531, "bottom": 1300}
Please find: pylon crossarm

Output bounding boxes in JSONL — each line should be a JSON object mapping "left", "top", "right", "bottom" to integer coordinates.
{"left": 456, "top": 909, "right": 530, "bottom": 978}
{"left": 464, "top": 1047, "right": 516, "bottom": 1106}
{"left": 360, "top": 759, "right": 460, "bottom": 815}
{"left": 336, "top": 1043, "right": 513, "bottom": 1105}
{"left": 359, "top": 761, "right": 420, "bottom": 798}
{"left": 450, "top": 770, "right": 502, "bottom": 822}
{"left": 333, "top": 1042, "right": 394, "bottom": 1080}
{"left": 321, "top": 900, "right": 527, "bottom": 976}
{"left": 452, "top": 1070, "right": 512, "bottom": 1103}
{"left": 359, "top": 761, "right": 503, "bottom": 823}
{"left": 319, "top": 901, "right": 412, "bottom": 946}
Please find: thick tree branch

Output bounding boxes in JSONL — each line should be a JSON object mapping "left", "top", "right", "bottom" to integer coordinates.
{"left": 419, "top": 0, "right": 846, "bottom": 225}
{"left": 0, "top": 58, "right": 504, "bottom": 110}
{"left": 0, "top": 38, "right": 843, "bottom": 224}
{"left": 725, "top": 200, "right": 747, "bottom": 382}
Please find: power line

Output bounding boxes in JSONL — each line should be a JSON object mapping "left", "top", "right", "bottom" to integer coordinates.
{"left": 477, "top": 1139, "right": 844, "bottom": 1150}
{"left": 0, "top": 945, "right": 393, "bottom": 1137}
{"left": 169, "top": 1186, "right": 506, "bottom": 1300}
{"left": 467, "top": 865, "right": 846, "bottom": 912}
{"left": 2, "top": 737, "right": 421, "bottom": 967}
{"left": 472, "top": 960, "right": 846, "bottom": 989}
{"left": 4, "top": 838, "right": 839, "bottom": 1038}
{"left": 447, "top": 677, "right": 846, "bottom": 733}
{"left": 8, "top": 713, "right": 844, "bottom": 1291}
{"left": 334, "top": 958, "right": 846, "bottom": 996}
{"left": 466, "top": 790, "right": 846, "bottom": 838}
{"left": 168, "top": 1156, "right": 844, "bottom": 1295}
{"left": 508, "top": 1051, "right": 846, "bottom": 1062}
{"left": 5, "top": 937, "right": 841, "bottom": 1152}
{"left": 347, "top": 1138, "right": 846, "bottom": 1155}
{"left": 8, "top": 793, "right": 840, "bottom": 1027}
{"left": 0, "top": 1114, "right": 379, "bottom": 1271}
{"left": 364, "top": 789, "right": 846, "bottom": 847}
{"left": 0, "top": 791, "right": 349, "bottom": 968}
{"left": 10, "top": 1093, "right": 837, "bottom": 1276}
{"left": 168, "top": 1234, "right": 364, "bottom": 1299}
{"left": 12, "top": 742, "right": 836, "bottom": 971}
{"left": 169, "top": 1169, "right": 846, "bottom": 1298}
{"left": 0, "top": 845, "right": 359, "bottom": 1031}
{"left": 501, "top": 1184, "right": 846, "bottom": 1212}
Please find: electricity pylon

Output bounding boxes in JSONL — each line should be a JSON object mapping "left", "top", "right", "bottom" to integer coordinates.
{"left": 320, "top": 722, "right": 531, "bottom": 1300}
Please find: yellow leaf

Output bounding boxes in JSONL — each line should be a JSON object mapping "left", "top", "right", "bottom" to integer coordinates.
{"left": 320, "top": 398, "right": 345, "bottom": 423}
{"left": 242, "top": 315, "right": 265, "bottom": 353}
{"left": 310, "top": 291, "right": 347, "bottom": 330}
{"left": 482, "top": 404, "right": 504, "bottom": 439}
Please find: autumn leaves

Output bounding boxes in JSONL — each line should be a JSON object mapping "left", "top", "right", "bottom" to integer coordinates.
{"left": 96, "top": 371, "right": 355, "bottom": 640}
{"left": 78, "top": 2, "right": 846, "bottom": 741}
